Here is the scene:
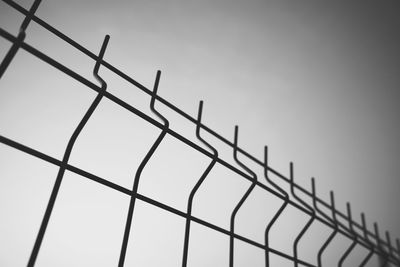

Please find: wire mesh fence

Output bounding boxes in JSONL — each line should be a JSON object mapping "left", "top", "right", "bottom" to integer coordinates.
{"left": 1, "top": 0, "right": 399, "bottom": 266}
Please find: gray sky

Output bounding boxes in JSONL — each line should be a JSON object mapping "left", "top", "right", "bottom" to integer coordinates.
{"left": 1, "top": 0, "right": 400, "bottom": 266}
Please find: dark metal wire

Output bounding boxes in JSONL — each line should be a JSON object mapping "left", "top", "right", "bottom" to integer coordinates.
{"left": 0, "top": 25, "right": 397, "bottom": 267}
{"left": 311, "top": 179, "right": 338, "bottom": 267}
{"left": 386, "top": 231, "right": 393, "bottom": 259}
{"left": 397, "top": 239, "right": 400, "bottom": 262}
{"left": 181, "top": 101, "right": 218, "bottom": 267}
{"left": 0, "top": 134, "right": 314, "bottom": 266}
{"left": 398, "top": 239, "right": 400, "bottom": 257}
{"left": 0, "top": 28, "right": 314, "bottom": 264}
{"left": 290, "top": 164, "right": 316, "bottom": 267}
{"left": 27, "top": 34, "right": 110, "bottom": 267}
{"left": 264, "top": 146, "right": 290, "bottom": 267}
{"left": 229, "top": 126, "right": 258, "bottom": 267}
{"left": 338, "top": 203, "right": 358, "bottom": 267}
{"left": 1, "top": 1, "right": 395, "bottom": 250}
{"left": 375, "top": 222, "right": 389, "bottom": 267}
{"left": 0, "top": 1, "right": 399, "bottom": 265}
{"left": 118, "top": 70, "right": 169, "bottom": 267}
{"left": 0, "top": 0, "right": 41, "bottom": 78}
{"left": 359, "top": 213, "right": 374, "bottom": 267}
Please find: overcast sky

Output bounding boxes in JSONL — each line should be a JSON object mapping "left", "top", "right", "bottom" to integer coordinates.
{"left": 1, "top": 0, "right": 400, "bottom": 266}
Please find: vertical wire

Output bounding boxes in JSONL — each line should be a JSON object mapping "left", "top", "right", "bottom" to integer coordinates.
{"left": 311, "top": 179, "right": 338, "bottom": 267}
{"left": 386, "top": 231, "right": 394, "bottom": 267}
{"left": 396, "top": 239, "right": 400, "bottom": 265}
{"left": 290, "top": 163, "right": 316, "bottom": 267}
{"left": 264, "top": 146, "right": 289, "bottom": 267}
{"left": 0, "top": 3, "right": 398, "bottom": 263}
{"left": 316, "top": 192, "right": 338, "bottom": 266}
{"left": 386, "top": 231, "right": 393, "bottom": 258}
{"left": 359, "top": 213, "right": 374, "bottom": 267}
{"left": 375, "top": 222, "right": 389, "bottom": 267}
{"left": 338, "top": 202, "right": 358, "bottom": 267}
{"left": 181, "top": 101, "right": 218, "bottom": 267}
{"left": 27, "top": 34, "right": 110, "bottom": 267}
{"left": 118, "top": 70, "right": 169, "bottom": 267}
{"left": 229, "top": 126, "right": 258, "bottom": 267}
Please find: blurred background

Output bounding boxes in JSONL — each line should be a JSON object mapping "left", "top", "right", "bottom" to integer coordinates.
{"left": 1, "top": 0, "right": 399, "bottom": 266}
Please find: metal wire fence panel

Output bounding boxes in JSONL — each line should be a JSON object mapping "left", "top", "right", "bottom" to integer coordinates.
{"left": 1, "top": 0, "right": 399, "bottom": 266}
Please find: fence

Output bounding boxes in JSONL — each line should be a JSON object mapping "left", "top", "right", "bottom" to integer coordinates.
{"left": 1, "top": 0, "right": 399, "bottom": 266}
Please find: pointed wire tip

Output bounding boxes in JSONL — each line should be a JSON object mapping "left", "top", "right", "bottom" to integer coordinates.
{"left": 197, "top": 101, "right": 203, "bottom": 122}
{"left": 346, "top": 202, "right": 353, "bottom": 231}
{"left": 289, "top": 162, "right": 294, "bottom": 184}
{"left": 101, "top": 35, "right": 110, "bottom": 49}
{"left": 346, "top": 203, "right": 352, "bottom": 218}
{"left": 386, "top": 231, "right": 391, "bottom": 242}
{"left": 152, "top": 71, "right": 162, "bottom": 96}
{"left": 93, "top": 34, "right": 110, "bottom": 80}
{"left": 311, "top": 177, "right": 316, "bottom": 194}
{"left": 361, "top": 213, "right": 367, "bottom": 226}
{"left": 264, "top": 145, "right": 268, "bottom": 163}
{"left": 329, "top": 191, "right": 336, "bottom": 210}
{"left": 374, "top": 222, "right": 381, "bottom": 245}
{"left": 360, "top": 213, "right": 368, "bottom": 237}
{"left": 234, "top": 126, "right": 239, "bottom": 145}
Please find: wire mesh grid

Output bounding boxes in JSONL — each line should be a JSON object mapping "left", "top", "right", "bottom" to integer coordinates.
{"left": 1, "top": 0, "right": 399, "bottom": 266}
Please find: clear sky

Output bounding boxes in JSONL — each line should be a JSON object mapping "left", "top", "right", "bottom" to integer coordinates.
{"left": 0, "top": 0, "right": 399, "bottom": 266}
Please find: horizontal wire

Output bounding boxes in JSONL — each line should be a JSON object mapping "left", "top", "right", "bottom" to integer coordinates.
{"left": 0, "top": 27, "right": 318, "bottom": 223}
{"left": 1, "top": 0, "right": 399, "bottom": 263}
{"left": 0, "top": 135, "right": 315, "bottom": 267}
{"left": 0, "top": 26, "right": 373, "bottom": 246}
{"left": 0, "top": 24, "right": 397, "bottom": 264}
{"left": 1, "top": 0, "right": 394, "bottom": 253}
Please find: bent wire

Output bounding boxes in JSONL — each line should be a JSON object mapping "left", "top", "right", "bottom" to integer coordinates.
{"left": 290, "top": 163, "right": 316, "bottom": 267}
{"left": 229, "top": 126, "right": 258, "bottom": 267}
{"left": 118, "top": 70, "right": 170, "bottom": 267}
{"left": 359, "top": 213, "right": 374, "bottom": 267}
{"left": 181, "top": 101, "right": 218, "bottom": 267}
{"left": 264, "top": 146, "right": 289, "bottom": 267}
{"left": 338, "top": 203, "right": 358, "bottom": 267}
{"left": 397, "top": 239, "right": 400, "bottom": 263}
{"left": 311, "top": 178, "right": 338, "bottom": 267}
{"left": 1, "top": 1, "right": 400, "bottom": 265}
{"left": 386, "top": 231, "right": 393, "bottom": 259}
{"left": 0, "top": 0, "right": 41, "bottom": 78}
{"left": 375, "top": 222, "right": 384, "bottom": 266}
{"left": 398, "top": 239, "right": 400, "bottom": 261}
{"left": 27, "top": 34, "right": 110, "bottom": 267}
{"left": 385, "top": 231, "right": 397, "bottom": 267}
{"left": 375, "top": 222, "right": 390, "bottom": 267}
